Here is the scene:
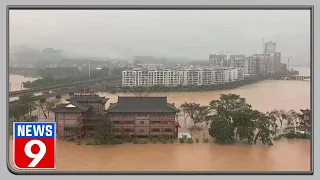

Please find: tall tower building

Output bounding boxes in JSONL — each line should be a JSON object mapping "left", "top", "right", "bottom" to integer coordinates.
{"left": 264, "top": 41, "right": 276, "bottom": 53}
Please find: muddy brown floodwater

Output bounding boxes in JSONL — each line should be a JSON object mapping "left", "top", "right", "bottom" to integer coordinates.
{"left": 8, "top": 67, "right": 311, "bottom": 172}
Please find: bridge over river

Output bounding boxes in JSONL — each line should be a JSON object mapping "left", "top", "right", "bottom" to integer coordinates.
{"left": 268, "top": 75, "right": 310, "bottom": 81}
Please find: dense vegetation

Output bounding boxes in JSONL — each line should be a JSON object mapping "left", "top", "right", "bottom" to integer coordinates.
{"left": 15, "top": 67, "right": 124, "bottom": 88}
{"left": 179, "top": 94, "right": 311, "bottom": 145}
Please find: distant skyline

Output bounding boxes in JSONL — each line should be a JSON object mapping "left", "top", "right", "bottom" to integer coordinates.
{"left": 9, "top": 10, "right": 310, "bottom": 66}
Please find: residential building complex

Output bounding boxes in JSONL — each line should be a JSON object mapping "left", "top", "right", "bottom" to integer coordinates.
{"left": 208, "top": 41, "right": 283, "bottom": 75}
{"left": 107, "top": 96, "right": 180, "bottom": 137}
{"left": 209, "top": 54, "right": 227, "bottom": 69}
{"left": 122, "top": 67, "right": 243, "bottom": 87}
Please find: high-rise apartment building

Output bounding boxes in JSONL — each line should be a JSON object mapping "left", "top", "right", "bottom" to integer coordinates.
{"left": 264, "top": 41, "right": 277, "bottom": 53}
{"left": 209, "top": 54, "right": 227, "bottom": 69}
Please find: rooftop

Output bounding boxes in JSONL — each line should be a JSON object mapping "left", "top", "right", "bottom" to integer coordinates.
{"left": 66, "top": 93, "right": 109, "bottom": 104}
{"left": 106, "top": 96, "right": 179, "bottom": 113}
{"left": 54, "top": 101, "right": 91, "bottom": 113}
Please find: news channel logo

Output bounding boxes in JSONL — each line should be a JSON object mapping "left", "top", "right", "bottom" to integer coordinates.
{"left": 13, "top": 122, "right": 56, "bottom": 170}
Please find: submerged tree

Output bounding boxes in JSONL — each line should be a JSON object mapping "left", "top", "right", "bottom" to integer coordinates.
{"left": 178, "top": 102, "right": 190, "bottom": 127}
{"left": 93, "top": 118, "right": 115, "bottom": 144}
{"left": 180, "top": 102, "right": 210, "bottom": 126}
{"left": 208, "top": 115, "right": 235, "bottom": 144}
{"left": 208, "top": 93, "right": 274, "bottom": 145}
{"left": 253, "top": 111, "right": 274, "bottom": 145}
{"left": 9, "top": 93, "right": 37, "bottom": 121}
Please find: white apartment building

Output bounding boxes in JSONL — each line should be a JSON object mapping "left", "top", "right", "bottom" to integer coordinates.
{"left": 215, "top": 71, "right": 223, "bottom": 84}
{"left": 122, "top": 71, "right": 137, "bottom": 86}
{"left": 228, "top": 68, "right": 238, "bottom": 82}
{"left": 167, "top": 71, "right": 181, "bottom": 86}
{"left": 151, "top": 70, "right": 180, "bottom": 86}
{"left": 244, "top": 56, "right": 257, "bottom": 75}
{"left": 222, "top": 69, "right": 230, "bottom": 83}
{"left": 152, "top": 71, "right": 167, "bottom": 86}
{"left": 200, "top": 70, "right": 216, "bottom": 85}
{"left": 179, "top": 70, "right": 201, "bottom": 86}
{"left": 237, "top": 67, "right": 245, "bottom": 80}
{"left": 209, "top": 54, "right": 226, "bottom": 69}
{"left": 228, "top": 55, "right": 245, "bottom": 68}
{"left": 137, "top": 70, "right": 153, "bottom": 86}
{"left": 122, "top": 68, "right": 243, "bottom": 87}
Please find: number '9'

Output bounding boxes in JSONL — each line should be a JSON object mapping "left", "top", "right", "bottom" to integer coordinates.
{"left": 24, "top": 140, "right": 46, "bottom": 167}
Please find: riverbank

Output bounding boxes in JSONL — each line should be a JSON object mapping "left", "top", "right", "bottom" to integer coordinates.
{"left": 107, "top": 76, "right": 270, "bottom": 94}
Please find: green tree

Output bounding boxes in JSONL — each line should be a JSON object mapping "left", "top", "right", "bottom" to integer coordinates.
{"left": 19, "top": 93, "right": 37, "bottom": 119}
{"left": 209, "top": 94, "right": 255, "bottom": 143}
{"left": 93, "top": 118, "right": 115, "bottom": 145}
{"left": 253, "top": 111, "right": 274, "bottom": 145}
{"left": 45, "top": 101, "right": 56, "bottom": 118}
{"left": 180, "top": 102, "right": 210, "bottom": 126}
{"left": 9, "top": 93, "right": 37, "bottom": 121}
{"left": 208, "top": 115, "right": 235, "bottom": 144}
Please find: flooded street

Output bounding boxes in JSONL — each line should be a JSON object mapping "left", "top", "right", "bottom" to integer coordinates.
{"left": 8, "top": 67, "right": 311, "bottom": 172}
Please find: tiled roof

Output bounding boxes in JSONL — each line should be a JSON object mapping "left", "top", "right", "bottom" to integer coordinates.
{"left": 54, "top": 101, "right": 90, "bottom": 113}
{"left": 106, "top": 96, "right": 179, "bottom": 113}
{"left": 67, "top": 95, "right": 109, "bottom": 103}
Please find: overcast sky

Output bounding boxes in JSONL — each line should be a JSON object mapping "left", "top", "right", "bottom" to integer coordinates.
{"left": 9, "top": 10, "right": 310, "bottom": 64}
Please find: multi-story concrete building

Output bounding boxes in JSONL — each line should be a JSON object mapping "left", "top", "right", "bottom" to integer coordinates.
{"left": 123, "top": 68, "right": 243, "bottom": 87}
{"left": 179, "top": 70, "right": 201, "bottom": 86}
{"left": 214, "top": 71, "right": 223, "bottom": 84}
{"left": 166, "top": 70, "right": 181, "bottom": 86}
{"left": 151, "top": 71, "right": 168, "bottom": 86}
{"left": 257, "top": 54, "right": 269, "bottom": 74}
{"left": 221, "top": 69, "right": 230, "bottom": 83}
{"left": 122, "top": 71, "right": 137, "bottom": 86}
{"left": 228, "top": 68, "right": 239, "bottom": 82}
{"left": 199, "top": 70, "right": 216, "bottom": 85}
{"left": 237, "top": 67, "right": 245, "bottom": 80}
{"left": 263, "top": 41, "right": 282, "bottom": 74}
{"left": 137, "top": 70, "right": 153, "bottom": 86}
{"left": 264, "top": 41, "right": 277, "bottom": 53}
{"left": 209, "top": 54, "right": 227, "bottom": 69}
{"left": 228, "top": 55, "right": 246, "bottom": 68}
{"left": 244, "top": 56, "right": 258, "bottom": 75}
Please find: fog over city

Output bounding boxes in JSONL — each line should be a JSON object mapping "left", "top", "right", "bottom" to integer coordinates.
{"left": 9, "top": 10, "right": 310, "bottom": 66}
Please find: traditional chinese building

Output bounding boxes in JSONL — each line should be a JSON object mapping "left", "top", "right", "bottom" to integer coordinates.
{"left": 106, "top": 96, "right": 180, "bottom": 137}
{"left": 54, "top": 93, "right": 108, "bottom": 139}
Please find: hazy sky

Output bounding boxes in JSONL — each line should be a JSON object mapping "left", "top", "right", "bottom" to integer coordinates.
{"left": 9, "top": 10, "right": 310, "bottom": 64}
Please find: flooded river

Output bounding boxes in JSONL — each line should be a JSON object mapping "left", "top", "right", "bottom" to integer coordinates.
{"left": 8, "top": 67, "right": 311, "bottom": 172}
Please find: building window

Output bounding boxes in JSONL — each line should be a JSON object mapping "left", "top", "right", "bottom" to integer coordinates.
{"left": 140, "top": 121, "right": 145, "bottom": 124}
{"left": 124, "top": 128, "right": 134, "bottom": 132}
{"left": 140, "top": 129, "right": 144, "bottom": 132}
{"left": 152, "top": 129, "right": 160, "bottom": 132}
{"left": 164, "top": 129, "right": 172, "bottom": 132}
